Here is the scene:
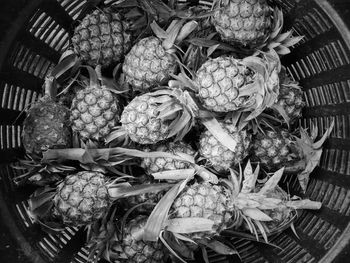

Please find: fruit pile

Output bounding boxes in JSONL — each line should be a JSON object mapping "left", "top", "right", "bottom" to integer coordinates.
{"left": 17, "top": 0, "right": 335, "bottom": 262}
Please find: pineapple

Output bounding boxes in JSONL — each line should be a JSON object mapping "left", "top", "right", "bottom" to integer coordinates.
{"left": 22, "top": 77, "right": 71, "bottom": 156}
{"left": 211, "top": 1, "right": 303, "bottom": 54}
{"left": 70, "top": 66, "right": 120, "bottom": 140}
{"left": 199, "top": 121, "right": 251, "bottom": 172}
{"left": 109, "top": 216, "right": 166, "bottom": 263}
{"left": 170, "top": 181, "right": 235, "bottom": 240}
{"left": 144, "top": 162, "right": 322, "bottom": 254}
{"left": 29, "top": 171, "right": 171, "bottom": 227}
{"left": 212, "top": 0, "right": 272, "bottom": 47}
{"left": 252, "top": 121, "right": 334, "bottom": 191}
{"left": 122, "top": 20, "right": 197, "bottom": 90}
{"left": 194, "top": 51, "right": 281, "bottom": 117}
{"left": 54, "top": 171, "right": 110, "bottom": 226}
{"left": 72, "top": 8, "right": 131, "bottom": 68}
{"left": 141, "top": 141, "right": 196, "bottom": 174}
{"left": 109, "top": 88, "right": 198, "bottom": 145}
{"left": 251, "top": 129, "right": 293, "bottom": 171}
{"left": 270, "top": 68, "right": 305, "bottom": 123}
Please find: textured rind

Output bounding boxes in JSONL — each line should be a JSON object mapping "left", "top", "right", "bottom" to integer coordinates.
{"left": 22, "top": 96, "right": 71, "bottom": 154}
{"left": 141, "top": 141, "right": 196, "bottom": 174}
{"left": 120, "top": 94, "right": 170, "bottom": 144}
{"left": 212, "top": 0, "right": 272, "bottom": 47}
{"left": 72, "top": 8, "right": 131, "bottom": 67}
{"left": 123, "top": 36, "right": 177, "bottom": 90}
{"left": 276, "top": 83, "right": 305, "bottom": 121}
{"left": 70, "top": 87, "right": 120, "bottom": 140}
{"left": 171, "top": 182, "right": 234, "bottom": 240}
{"left": 251, "top": 130, "right": 292, "bottom": 170}
{"left": 109, "top": 216, "right": 166, "bottom": 263}
{"left": 195, "top": 56, "right": 255, "bottom": 112}
{"left": 199, "top": 123, "right": 251, "bottom": 171}
{"left": 54, "top": 171, "right": 110, "bottom": 226}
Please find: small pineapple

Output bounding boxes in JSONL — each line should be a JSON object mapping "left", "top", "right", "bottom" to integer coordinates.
{"left": 212, "top": 1, "right": 303, "bottom": 55}
{"left": 29, "top": 171, "right": 171, "bottom": 227}
{"left": 123, "top": 20, "right": 197, "bottom": 90}
{"left": 146, "top": 162, "right": 322, "bottom": 253}
{"left": 212, "top": 0, "right": 272, "bottom": 47}
{"left": 53, "top": 171, "right": 110, "bottom": 226}
{"left": 108, "top": 216, "right": 166, "bottom": 263}
{"left": 251, "top": 129, "right": 293, "bottom": 171}
{"left": 70, "top": 66, "right": 120, "bottom": 140}
{"left": 199, "top": 121, "right": 251, "bottom": 172}
{"left": 194, "top": 52, "right": 280, "bottom": 117}
{"left": 72, "top": 8, "right": 131, "bottom": 68}
{"left": 170, "top": 181, "right": 235, "bottom": 240}
{"left": 114, "top": 88, "right": 198, "bottom": 145}
{"left": 271, "top": 68, "right": 305, "bottom": 123}
{"left": 22, "top": 77, "right": 71, "bottom": 156}
{"left": 141, "top": 141, "right": 196, "bottom": 174}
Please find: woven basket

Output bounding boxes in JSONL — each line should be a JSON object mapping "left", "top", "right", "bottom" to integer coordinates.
{"left": 0, "top": 0, "right": 349, "bottom": 262}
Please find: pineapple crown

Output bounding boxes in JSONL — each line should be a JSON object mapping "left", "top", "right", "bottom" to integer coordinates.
{"left": 260, "top": 8, "right": 304, "bottom": 55}
{"left": 222, "top": 160, "right": 322, "bottom": 241}
{"left": 291, "top": 120, "right": 334, "bottom": 192}
{"left": 151, "top": 19, "right": 198, "bottom": 51}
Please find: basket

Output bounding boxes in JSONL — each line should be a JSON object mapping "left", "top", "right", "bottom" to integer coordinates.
{"left": 0, "top": 0, "right": 349, "bottom": 262}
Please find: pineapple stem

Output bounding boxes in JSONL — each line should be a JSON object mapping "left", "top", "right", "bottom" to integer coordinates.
{"left": 44, "top": 76, "right": 56, "bottom": 98}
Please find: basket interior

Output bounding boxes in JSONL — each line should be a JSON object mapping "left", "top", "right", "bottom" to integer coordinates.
{"left": 0, "top": 0, "right": 349, "bottom": 262}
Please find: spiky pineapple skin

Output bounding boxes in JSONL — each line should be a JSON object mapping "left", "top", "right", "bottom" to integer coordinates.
{"left": 22, "top": 96, "right": 71, "bottom": 155}
{"left": 110, "top": 216, "right": 166, "bottom": 263}
{"left": 120, "top": 94, "right": 170, "bottom": 144}
{"left": 275, "top": 71, "right": 305, "bottom": 121}
{"left": 123, "top": 36, "right": 177, "bottom": 90}
{"left": 195, "top": 56, "right": 255, "bottom": 112}
{"left": 212, "top": 0, "right": 272, "bottom": 46}
{"left": 259, "top": 185, "right": 293, "bottom": 233}
{"left": 171, "top": 182, "right": 234, "bottom": 240}
{"left": 141, "top": 141, "right": 196, "bottom": 174}
{"left": 199, "top": 123, "right": 251, "bottom": 171}
{"left": 54, "top": 171, "right": 110, "bottom": 226}
{"left": 251, "top": 130, "right": 292, "bottom": 170}
{"left": 70, "top": 87, "right": 120, "bottom": 140}
{"left": 72, "top": 8, "right": 131, "bottom": 67}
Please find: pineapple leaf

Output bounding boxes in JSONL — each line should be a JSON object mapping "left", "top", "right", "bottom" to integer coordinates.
{"left": 159, "top": 232, "right": 188, "bottom": 263}
{"left": 144, "top": 178, "right": 191, "bottom": 241}
{"left": 152, "top": 169, "right": 196, "bottom": 181}
{"left": 229, "top": 168, "right": 240, "bottom": 197}
{"left": 198, "top": 239, "right": 239, "bottom": 255}
{"left": 150, "top": 21, "right": 167, "bottom": 38}
{"left": 108, "top": 183, "right": 172, "bottom": 199}
{"left": 241, "top": 160, "right": 258, "bottom": 194}
{"left": 172, "top": 232, "right": 197, "bottom": 244}
{"left": 254, "top": 220, "right": 269, "bottom": 243}
{"left": 50, "top": 53, "right": 79, "bottom": 79}
{"left": 166, "top": 218, "right": 215, "bottom": 234}
{"left": 201, "top": 117, "right": 238, "bottom": 152}
{"left": 258, "top": 167, "right": 285, "bottom": 195}
{"left": 285, "top": 199, "right": 322, "bottom": 210}
{"left": 297, "top": 149, "right": 322, "bottom": 192}
{"left": 283, "top": 35, "right": 304, "bottom": 48}
{"left": 201, "top": 246, "right": 210, "bottom": 263}
{"left": 242, "top": 208, "right": 273, "bottom": 221}
{"left": 312, "top": 120, "right": 334, "bottom": 149}
{"left": 176, "top": 21, "right": 198, "bottom": 43}
{"left": 194, "top": 165, "right": 219, "bottom": 184}
{"left": 163, "top": 20, "right": 184, "bottom": 50}
{"left": 83, "top": 66, "right": 99, "bottom": 89}
{"left": 275, "top": 45, "right": 291, "bottom": 55}
{"left": 167, "top": 110, "right": 192, "bottom": 139}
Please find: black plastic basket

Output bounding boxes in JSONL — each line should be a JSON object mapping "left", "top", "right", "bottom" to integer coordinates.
{"left": 0, "top": 0, "right": 350, "bottom": 262}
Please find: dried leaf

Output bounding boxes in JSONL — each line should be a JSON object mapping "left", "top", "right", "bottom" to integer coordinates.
{"left": 166, "top": 218, "right": 215, "bottom": 234}
{"left": 201, "top": 117, "right": 238, "bottom": 152}
{"left": 143, "top": 179, "right": 190, "bottom": 241}
{"left": 242, "top": 208, "right": 273, "bottom": 221}
{"left": 258, "top": 167, "right": 284, "bottom": 195}
{"left": 152, "top": 169, "right": 195, "bottom": 181}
